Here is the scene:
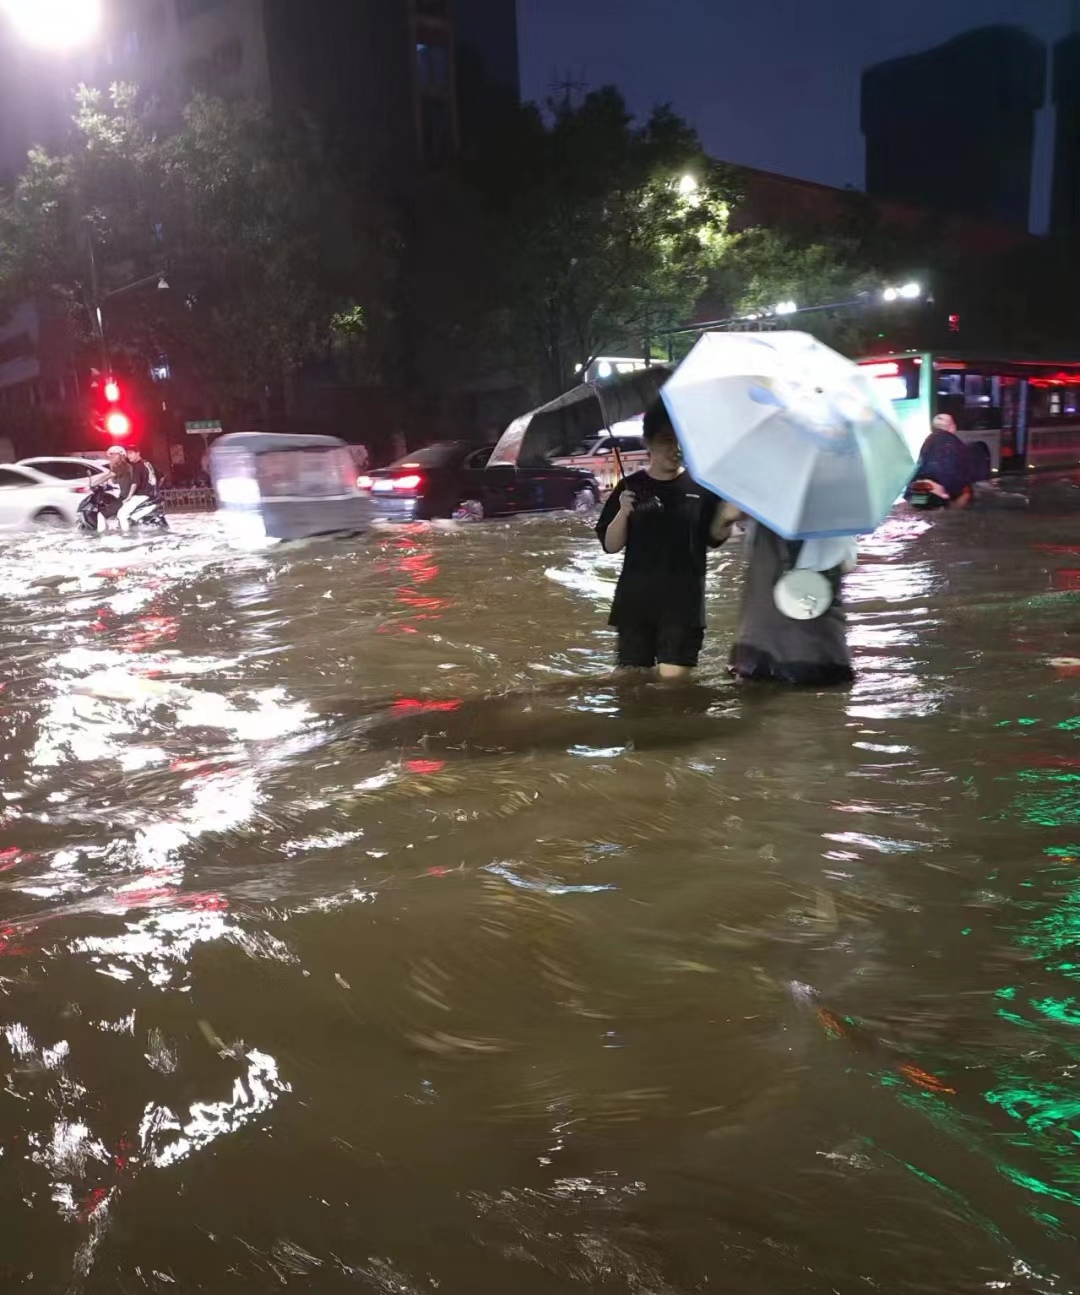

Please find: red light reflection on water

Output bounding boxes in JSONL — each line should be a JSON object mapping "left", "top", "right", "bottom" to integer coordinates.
{"left": 120, "top": 616, "right": 180, "bottom": 653}
{"left": 1052, "top": 568, "right": 1080, "bottom": 592}
{"left": 392, "top": 698, "right": 462, "bottom": 714}
{"left": 0, "top": 846, "right": 25, "bottom": 873}
{"left": 407, "top": 759, "right": 447, "bottom": 775}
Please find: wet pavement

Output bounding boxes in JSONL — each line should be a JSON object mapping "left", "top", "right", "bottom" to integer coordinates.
{"left": 2, "top": 478, "right": 1080, "bottom": 1293}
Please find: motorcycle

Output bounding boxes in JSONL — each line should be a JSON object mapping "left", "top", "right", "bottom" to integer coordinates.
{"left": 77, "top": 485, "right": 169, "bottom": 533}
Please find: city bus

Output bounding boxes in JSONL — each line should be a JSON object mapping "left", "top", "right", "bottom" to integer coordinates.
{"left": 857, "top": 351, "right": 1080, "bottom": 476}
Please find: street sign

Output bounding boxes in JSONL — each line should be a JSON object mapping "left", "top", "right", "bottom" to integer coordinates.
{"left": 185, "top": 420, "right": 222, "bottom": 435}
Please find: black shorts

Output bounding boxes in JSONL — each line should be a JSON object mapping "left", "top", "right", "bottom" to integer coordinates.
{"left": 616, "top": 622, "right": 705, "bottom": 669}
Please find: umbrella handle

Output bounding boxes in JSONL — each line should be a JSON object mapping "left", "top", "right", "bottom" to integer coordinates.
{"left": 591, "top": 380, "right": 627, "bottom": 487}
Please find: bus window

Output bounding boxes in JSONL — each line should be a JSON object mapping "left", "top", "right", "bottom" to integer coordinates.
{"left": 1028, "top": 382, "right": 1080, "bottom": 426}
{"left": 936, "top": 369, "right": 1002, "bottom": 431}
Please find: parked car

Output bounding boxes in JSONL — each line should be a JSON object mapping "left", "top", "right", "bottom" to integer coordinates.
{"left": 359, "top": 442, "right": 601, "bottom": 521}
{"left": 17, "top": 455, "right": 107, "bottom": 483}
{"left": 550, "top": 432, "right": 649, "bottom": 492}
{"left": 0, "top": 463, "right": 90, "bottom": 529}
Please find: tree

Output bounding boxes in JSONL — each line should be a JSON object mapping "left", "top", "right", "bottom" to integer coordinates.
{"left": 410, "top": 88, "right": 739, "bottom": 402}
{"left": 0, "top": 84, "right": 383, "bottom": 416}
{"left": 722, "top": 227, "right": 888, "bottom": 355}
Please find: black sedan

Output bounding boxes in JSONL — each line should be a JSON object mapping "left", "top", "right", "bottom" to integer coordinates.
{"left": 358, "top": 442, "right": 601, "bottom": 521}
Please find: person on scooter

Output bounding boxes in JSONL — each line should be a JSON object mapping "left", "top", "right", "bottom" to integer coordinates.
{"left": 906, "top": 413, "right": 974, "bottom": 510}
{"left": 120, "top": 446, "right": 159, "bottom": 527}
{"left": 89, "top": 446, "right": 135, "bottom": 532}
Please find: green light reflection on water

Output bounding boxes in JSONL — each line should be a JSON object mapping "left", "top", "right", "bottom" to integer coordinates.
{"left": 1029, "top": 997, "right": 1080, "bottom": 1027}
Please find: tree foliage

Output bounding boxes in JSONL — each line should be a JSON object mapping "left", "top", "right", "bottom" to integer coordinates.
{"left": 722, "top": 227, "right": 888, "bottom": 355}
{"left": 410, "top": 88, "right": 739, "bottom": 401}
{"left": 0, "top": 84, "right": 379, "bottom": 412}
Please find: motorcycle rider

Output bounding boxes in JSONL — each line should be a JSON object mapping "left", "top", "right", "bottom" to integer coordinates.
{"left": 89, "top": 446, "right": 135, "bottom": 532}
{"left": 907, "top": 413, "right": 974, "bottom": 510}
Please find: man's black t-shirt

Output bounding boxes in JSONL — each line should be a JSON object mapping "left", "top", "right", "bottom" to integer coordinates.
{"left": 132, "top": 460, "right": 155, "bottom": 497}
{"left": 595, "top": 470, "right": 723, "bottom": 628}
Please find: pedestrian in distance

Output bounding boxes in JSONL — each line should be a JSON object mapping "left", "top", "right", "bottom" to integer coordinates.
{"left": 595, "top": 398, "right": 739, "bottom": 679}
{"left": 906, "top": 413, "right": 975, "bottom": 510}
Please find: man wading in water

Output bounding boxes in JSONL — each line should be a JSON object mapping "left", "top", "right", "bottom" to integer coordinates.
{"left": 596, "top": 400, "right": 738, "bottom": 679}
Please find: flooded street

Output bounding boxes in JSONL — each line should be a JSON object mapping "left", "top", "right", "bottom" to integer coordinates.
{"left": 3, "top": 483, "right": 1080, "bottom": 1294}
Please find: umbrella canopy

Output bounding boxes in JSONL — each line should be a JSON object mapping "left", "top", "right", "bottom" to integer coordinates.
{"left": 489, "top": 366, "right": 671, "bottom": 468}
{"left": 661, "top": 331, "right": 916, "bottom": 539}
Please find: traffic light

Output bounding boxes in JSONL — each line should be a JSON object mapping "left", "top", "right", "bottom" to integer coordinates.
{"left": 948, "top": 313, "right": 960, "bottom": 333}
{"left": 90, "top": 373, "right": 134, "bottom": 441}
{"left": 104, "top": 410, "right": 132, "bottom": 439}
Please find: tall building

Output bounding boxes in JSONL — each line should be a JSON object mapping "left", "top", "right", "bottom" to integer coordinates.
{"left": 0, "top": 0, "right": 520, "bottom": 183}
{"left": 861, "top": 26, "right": 1047, "bottom": 229}
{"left": 1051, "top": 31, "right": 1080, "bottom": 233}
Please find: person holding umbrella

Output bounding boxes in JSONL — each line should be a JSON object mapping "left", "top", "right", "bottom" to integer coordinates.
{"left": 660, "top": 329, "right": 917, "bottom": 688}
{"left": 596, "top": 399, "right": 739, "bottom": 678}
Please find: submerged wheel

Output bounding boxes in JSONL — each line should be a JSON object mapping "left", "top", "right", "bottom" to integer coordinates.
{"left": 572, "top": 487, "right": 598, "bottom": 513}
{"left": 33, "top": 508, "right": 65, "bottom": 527}
{"left": 452, "top": 499, "right": 485, "bottom": 522}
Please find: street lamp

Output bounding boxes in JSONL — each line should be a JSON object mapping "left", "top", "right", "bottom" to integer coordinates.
{"left": 677, "top": 174, "right": 699, "bottom": 197}
{"left": 882, "top": 282, "right": 922, "bottom": 303}
{"left": 1, "top": 0, "right": 101, "bottom": 50}
{"left": 773, "top": 300, "right": 798, "bottom": 316}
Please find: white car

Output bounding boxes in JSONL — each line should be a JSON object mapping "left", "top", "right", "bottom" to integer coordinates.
{"left": 17, "top": 455, "right": 107, "bottom": 483}
{"left": 551, "top": 432, "right": 649, "bottom": 492}
{"left": 0, "top": 462, "right": 90, "bottom": 529}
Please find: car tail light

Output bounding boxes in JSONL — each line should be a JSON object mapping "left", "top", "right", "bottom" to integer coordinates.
{"left": 72, "top": 485, "right": 89, "bottom": 494}
{"left": 392, "top": 474, "right": 423, "bottom": 491}
{"left": 357, "top": 475, "right": 374, "bottom": 491}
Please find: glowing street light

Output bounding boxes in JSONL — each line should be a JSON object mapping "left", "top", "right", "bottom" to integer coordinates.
{"left": 882, "top": 282, "right": 922, "bottom": 303}
{"left": 773, "top": 300, "right": 798, "bottom": 316}
{"left": 1, "top": 0, "right": 101, "bottom": 50}
{"left": 677, "top": 174, "right": 699, "bottom": 197}
{"left": 3, "top": 0, "right": 100, "bottom": 50}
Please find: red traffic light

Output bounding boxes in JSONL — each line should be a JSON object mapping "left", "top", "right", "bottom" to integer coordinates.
{"left": 104, "top": 410, "right": 132, "bottom": 439}
{"left": 103, "top": 378, "right": 121, "bottom": 403}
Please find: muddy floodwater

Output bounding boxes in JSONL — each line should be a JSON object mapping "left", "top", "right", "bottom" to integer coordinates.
{"left": 2, "top": 480, "right": 1080, "bottom": 1293}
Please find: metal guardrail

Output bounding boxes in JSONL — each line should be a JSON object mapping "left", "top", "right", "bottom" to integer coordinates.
{"left": 161, "top": 487, "right": 215, "bottom": 511}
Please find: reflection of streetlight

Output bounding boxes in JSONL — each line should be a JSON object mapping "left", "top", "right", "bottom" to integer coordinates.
{"left": 1, "top": 0, "right": 101, "bottom": 50}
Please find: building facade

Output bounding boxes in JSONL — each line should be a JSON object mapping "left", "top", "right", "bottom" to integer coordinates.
{"left": 861, "top": 26, "right": 1047, "bottom": 229}
{"left": 1052, "top": 32, "right": 1080, "bottom": 234}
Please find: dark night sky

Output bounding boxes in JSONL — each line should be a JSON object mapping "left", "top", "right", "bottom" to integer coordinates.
{"left": 518, "top": 0, "right": 1073, "bottom": 230}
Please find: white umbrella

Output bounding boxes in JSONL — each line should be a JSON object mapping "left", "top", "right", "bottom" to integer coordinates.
{"left": 661, "top": 331, "right": 915, "bottom": 539}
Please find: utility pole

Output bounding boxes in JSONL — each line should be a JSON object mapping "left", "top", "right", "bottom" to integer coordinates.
{"left": 84, "top": 220, "right": 110, "bottom": 377}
